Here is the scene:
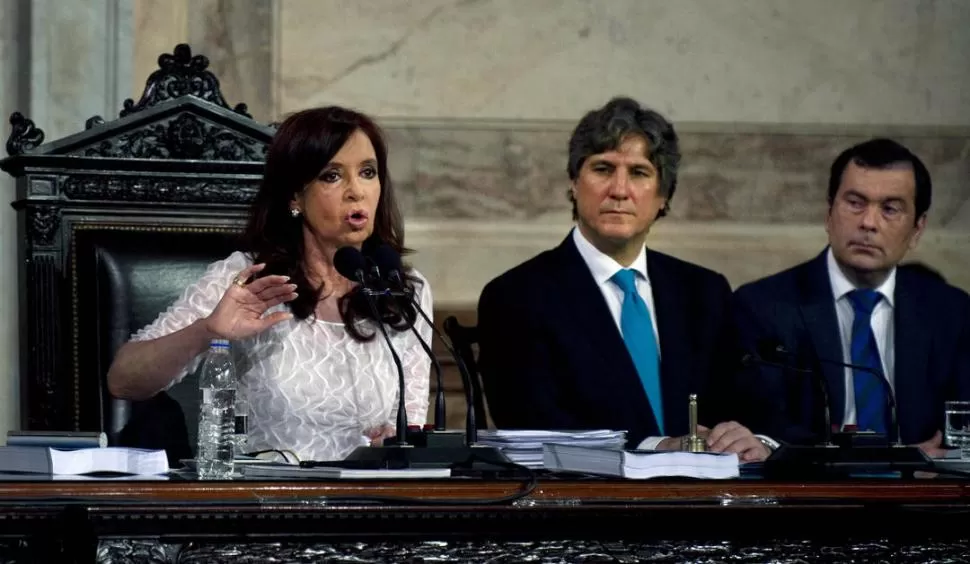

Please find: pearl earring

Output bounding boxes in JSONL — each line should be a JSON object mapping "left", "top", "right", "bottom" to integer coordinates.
{"left": 290, "top": 208, "right": 301, "bottom": 218}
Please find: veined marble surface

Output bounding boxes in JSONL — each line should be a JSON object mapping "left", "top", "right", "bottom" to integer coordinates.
{"left": 270, "top": 0, "right": 970, "bottom": 125}
{"left": 383, "top": 123, "right": 970, "bottom": 228}
{"left": 132, "top": 1, "right": 970, "bottom": 125}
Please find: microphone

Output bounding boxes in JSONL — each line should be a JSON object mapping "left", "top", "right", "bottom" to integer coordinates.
{"left": 754, "top": 333, "right": 928, "bottom": 480}
{"left": 333, "top": 246, "right": 409, "bottom": 447}
{"left": 332, "top": 244, "right": 511, "bottom": 470}
{"left": 370, "top": 243, "right": 481, "bottom": 445}
{"left": 761, "top": 339, "right": 901, "bottom": 447}
{"left": 364, "top": 253, "right": 447, "bottom": 431}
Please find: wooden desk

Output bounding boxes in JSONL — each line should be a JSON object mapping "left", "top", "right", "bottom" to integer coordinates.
{"left": 1, "top": 478, "right": 968, "bottom": 562}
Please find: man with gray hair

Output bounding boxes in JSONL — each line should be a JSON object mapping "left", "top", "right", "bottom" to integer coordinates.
{"left": 477, "top": 97, "right": 772, "bottom": 461}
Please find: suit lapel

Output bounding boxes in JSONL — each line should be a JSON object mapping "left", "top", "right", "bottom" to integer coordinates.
{"left": 796, "top": 251, "right": 847, "bottom": 426}
{"left": 646, "top": 252, "right": 691, "bottom": 435}
{"left": 892, "top": 270, "right": 932, "bottom": 442}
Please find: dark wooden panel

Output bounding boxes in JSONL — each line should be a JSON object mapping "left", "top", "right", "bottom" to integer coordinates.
{"left": 2, "top": 478, "right": 967, "bottom": 502}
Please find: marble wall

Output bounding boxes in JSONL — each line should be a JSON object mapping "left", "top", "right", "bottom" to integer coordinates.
{"left": 272, "top": 0, "right": 970, "bottom": 125}
{"left": 127, "top": 0, "right": 970, "bottom": 309}
{"left": 132, "top": 0, "right": 970, "bottom": 126}
{"left": 133, "top": 0, "right": 275, "bottom": 122}
{"left": 0, "top": 0, "right": 25, "bottom": 443}
{"left": 391, "top": 124, "right": 970, "bottom": 307}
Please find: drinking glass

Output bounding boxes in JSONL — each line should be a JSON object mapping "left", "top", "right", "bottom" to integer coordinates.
{"left": 944, "top": 401, "right": 970, "bottom": 458}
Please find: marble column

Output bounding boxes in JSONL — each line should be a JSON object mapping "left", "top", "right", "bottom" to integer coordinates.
{"left": 0, "top": 0, "right": 27, "bottom": 443}
{"left": 0, "top": 0, "right": 134, "bottom": 436}
{"left": 28, "top": 0, "right": 134, "bottom": 139}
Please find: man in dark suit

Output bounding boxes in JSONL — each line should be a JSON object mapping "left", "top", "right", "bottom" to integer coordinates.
{"left": 733, "top": 138, "right": 970, "bottom": 456}
{"left": 477, "top": 97, "right": 772, "bottom": 461}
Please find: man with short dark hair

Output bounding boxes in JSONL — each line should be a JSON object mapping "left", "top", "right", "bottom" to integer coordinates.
{"left": 477, "top": 97, "right": 772, "bottom": 461}
{"left": 733, "top": 138, "right": 970, "bottom": 456}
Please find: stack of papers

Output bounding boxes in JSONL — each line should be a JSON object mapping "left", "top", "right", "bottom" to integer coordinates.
{"left": 476, "top": 429, "right": 627, "bottom": 468}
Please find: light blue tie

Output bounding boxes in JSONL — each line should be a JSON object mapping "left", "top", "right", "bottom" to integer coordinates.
{"left": 611, "top": 269, "right": 664, "bottom": 435}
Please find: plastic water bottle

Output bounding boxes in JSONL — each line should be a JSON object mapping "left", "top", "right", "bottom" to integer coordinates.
{"left": 233, "top": 388, "right": 250, "bottom": 457}
{"left": 196, "top": 339, "right": 236, "bottom": 479}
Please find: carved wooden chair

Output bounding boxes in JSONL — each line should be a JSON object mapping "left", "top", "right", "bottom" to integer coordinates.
{"left": 1, "top": 44, "right": 274, "bottom": 463}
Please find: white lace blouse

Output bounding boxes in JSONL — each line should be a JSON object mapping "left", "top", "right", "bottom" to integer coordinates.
{"left": 131, "top": 251, "right": 433, "bottom": 462}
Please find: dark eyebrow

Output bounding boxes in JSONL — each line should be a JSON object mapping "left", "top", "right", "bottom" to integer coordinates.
{"left": 843, "top": 189, "right": 908, "bottom": 206}
{"left": 323, "top": 157, "right": 377, "bottom": 170}
{"left": 587, "top": 156, "right": 655, "bottom": 170}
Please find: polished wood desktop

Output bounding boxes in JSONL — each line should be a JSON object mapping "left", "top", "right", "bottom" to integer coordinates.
{"left": 1, "top": 476, "right": 969, "bottom": 563}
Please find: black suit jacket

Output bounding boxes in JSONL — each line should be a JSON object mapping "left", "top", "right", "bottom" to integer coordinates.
{"left": 477, "top": 233, "right": 751, "bottom": 448}
{"left": 733, "top": 249, "right": 970, "bottom": 445}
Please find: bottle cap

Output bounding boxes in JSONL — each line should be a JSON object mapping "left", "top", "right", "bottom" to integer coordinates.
{"left": 210, "top": 338, "right": 230, "bottom": 348}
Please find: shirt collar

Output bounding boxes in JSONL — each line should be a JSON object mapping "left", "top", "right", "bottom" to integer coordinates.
{"left": 825, "top": 246, "right": 896, "bottom": 307}
{"left": 572, "top": 226, "right": 650, "bottom": 287}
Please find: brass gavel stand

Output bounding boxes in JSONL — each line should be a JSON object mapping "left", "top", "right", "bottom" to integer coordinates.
{"left": 686, "top": 394, "right": 706, "bottom": 452}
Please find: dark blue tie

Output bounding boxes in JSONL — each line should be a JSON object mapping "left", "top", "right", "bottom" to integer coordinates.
{"left": 847, "top": 289, "right": 887, "bottom": 434}
{"left": 611, "top": 269, "right": 664, "bottom": 435}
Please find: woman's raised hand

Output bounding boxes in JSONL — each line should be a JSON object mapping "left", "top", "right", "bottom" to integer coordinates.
{"left": 204, "top": 263, "right": 298, "bottom": 340}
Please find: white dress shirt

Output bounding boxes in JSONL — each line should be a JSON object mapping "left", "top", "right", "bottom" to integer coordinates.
{"left": 825, "top": 247, "right": 896, "bottom": 428}
{"left": 571, "top": 227, "right": 666, "bottom": 449}
{"left": 571, "top": 227, "right": 661, "bottom": 351}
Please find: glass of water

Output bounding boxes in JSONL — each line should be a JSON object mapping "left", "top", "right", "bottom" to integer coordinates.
{"left": 945, "top": 401, "right": 970, "bottom": 458}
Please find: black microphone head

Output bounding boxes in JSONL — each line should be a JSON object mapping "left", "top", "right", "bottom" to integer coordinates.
{"left": 371, "top": 243, "right": 402, "bottom": 272}
{"left": 333, "top": 246, "right": 368, "bottom": 282}
{"left": 370, "top": 243, "right": 404, "bottom": 284}
{"left": 756, "top": 339, "right": 790, "bottom": 363}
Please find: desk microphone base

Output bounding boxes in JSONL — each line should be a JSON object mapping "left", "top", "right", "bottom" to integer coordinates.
{"left": 342, "top": 445, "right": 513, "bottom": 471}
{"left": 763, "top": 444, "right": 930, "bottom": 479}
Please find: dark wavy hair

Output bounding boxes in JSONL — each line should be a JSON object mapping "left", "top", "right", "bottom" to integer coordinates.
{"left": 242, "top": 106, "right": 418, "bottom": 342}
{"left": 566, "top": 97, "right": 681, "bottom": 219}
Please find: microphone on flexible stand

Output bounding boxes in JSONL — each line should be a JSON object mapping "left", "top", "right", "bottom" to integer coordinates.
{"left": 369, "top": 243, "right": 481, "bottom": 445}
{"left": 365, "top": 254, "right": 447, "bottom": 431}
{"left": 356, "top": 243, "right": 510, "bottom": 470}
{"left": 751, "top": 337, "right": 928, "bottom": 479}
{"left": 326, "top": 246, "right": 511, "bottom": 470}
{"left": 760, "top": 339, "right": 902, "bottom": 447}
{"left": 333, "top": 246, "right": 409, "bottom": 448}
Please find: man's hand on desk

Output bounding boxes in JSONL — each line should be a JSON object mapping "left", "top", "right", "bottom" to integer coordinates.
{"left": 706, "top": 421, "right": 771, "bottom": 462}
{"left": 915, "top": 430, "right": 946, "bottom": 459}
{"left": 656, "top": 422, "right": 770, "bottom": 462}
